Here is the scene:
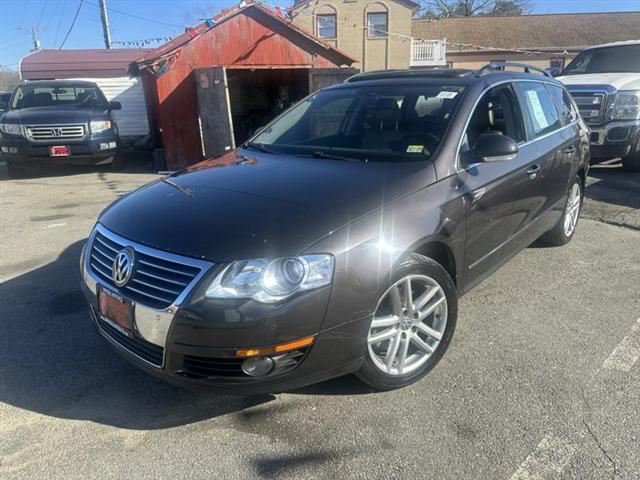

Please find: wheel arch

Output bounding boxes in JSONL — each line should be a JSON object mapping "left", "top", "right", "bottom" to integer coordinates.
{"left": 410, "top": 239, "right": 458, "bottom": 288}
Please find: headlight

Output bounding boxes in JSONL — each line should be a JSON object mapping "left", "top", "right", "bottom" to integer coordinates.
{"left": 611, "top": 91, "right": 640, "bottom": 121}
{"left": 205, "top": 254, "right": 334, "bottom": 303}
{"left": 90, "top": 120, "right": 111, "bottom": 134}
{"left": 0, "top": 123, "right": 22, "bottom": 135}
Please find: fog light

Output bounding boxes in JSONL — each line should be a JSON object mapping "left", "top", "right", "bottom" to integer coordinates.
{"left": 99, "top": 143, "right": 109, "bottom": 150}
{"left": 1, "top": 146, "right": 7, "bottom": 153}
{"left": 9, "top": 147, "right": 17, "bottom": 153}
{"left": 108, "top": 141, "right": 117, "bottom": 149}
{"left": 241, "top": 356, "right": 275, "bottom": 377}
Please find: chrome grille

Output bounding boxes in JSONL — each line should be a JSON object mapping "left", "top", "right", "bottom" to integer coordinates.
{"left": 88, "top": 226, "right": 206, "bottom": 310}
{"left": 26, "top": 124, "right": 85, "bottom": 140}
{"left": 568, "top": 91, "right": 607, "bottom": 125}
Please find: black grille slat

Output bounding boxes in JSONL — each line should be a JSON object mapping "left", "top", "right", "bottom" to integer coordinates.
{"left": 182, "top": 355, "right": 246, "bottom": 377}
{"left": 88, "top": 229, "right": 203, "bottom": 310}
{"left": 98, "top": 315, "right": 164, "bottom": 366}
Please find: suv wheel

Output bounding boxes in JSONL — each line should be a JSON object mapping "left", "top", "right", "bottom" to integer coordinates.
{"left": 621, "top": 137, "right": 640, "bottom": 172}
{"left": 357, "top": 253, "right": 457, "bottom": 390}
{"left": 110, "top": 151, "right": 125, "bottom": 171}
{"left": 539, "top": 176, "right": 582, "bottom": 246}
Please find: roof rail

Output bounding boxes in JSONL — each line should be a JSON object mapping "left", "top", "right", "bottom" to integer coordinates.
{"left": 346, "top": 68, "right": 475, "bottom": 83}
{"left": 478, "top": 62, "right": 552, "bottom": 78}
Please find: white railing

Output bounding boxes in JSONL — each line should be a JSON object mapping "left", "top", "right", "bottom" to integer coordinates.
{"left": 411, "top": 38, "right": 447, "bottom": 67}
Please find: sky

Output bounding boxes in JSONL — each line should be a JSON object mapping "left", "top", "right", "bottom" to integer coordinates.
{"left": 1, "top": 0, "right": 639, "bottom": 68}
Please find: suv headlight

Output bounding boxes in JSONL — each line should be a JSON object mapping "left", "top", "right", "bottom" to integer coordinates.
{"left": 0, "top": 123, "right": 22, "bottom": 135}
{"left": 205, "top": 255, "right": 334, "bottom": 303}
{"left": 90, "top": 120, "right": 111, "bottom": 134}
{"left": 611, "top": 91, "right": 640, "bottom": 121}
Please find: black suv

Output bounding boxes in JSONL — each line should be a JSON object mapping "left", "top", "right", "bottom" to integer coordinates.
{"left": 81, "top": 64, "right": 589, "bottom": 392}
{"left": 0, "top": 80, "right": 122, "bottom": 177}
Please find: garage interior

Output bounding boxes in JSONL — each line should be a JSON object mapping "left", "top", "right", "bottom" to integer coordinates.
{"left": 226, "top": 68, "right": 310, "bottom": 145}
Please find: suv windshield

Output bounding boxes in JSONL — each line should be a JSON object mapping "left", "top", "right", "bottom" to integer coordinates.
{"left": 250, "top": 84, "right": 465, "bottom": 162}
{"left": 562, "top": 44, "right": 640, "bottom": 75}
{"left": 10, "top": 84, "right": 107, "bottom": 110}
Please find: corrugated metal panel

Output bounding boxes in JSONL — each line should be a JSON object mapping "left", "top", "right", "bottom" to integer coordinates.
{"left": 70, "top": 77, "right": 150, "bottom": 138}
{"left": 150, "top": 7, "right": 351, "bottom": 169}
{"left": 20, "top": 49, "right": 150, "bottom": 79}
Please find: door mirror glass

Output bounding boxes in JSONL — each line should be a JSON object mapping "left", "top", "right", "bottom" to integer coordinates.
{"left": 109, "top": 100, "right": 122, "bottom": 111}
{"left": 473, "top": 132, "right": 518, "bottom": 162}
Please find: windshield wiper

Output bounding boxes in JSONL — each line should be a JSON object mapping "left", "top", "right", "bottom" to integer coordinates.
{"left": 244, "top": 141, "right": 277, "bottom": 154}
{"left": 311, "top": 150, "right": 368, "bottom": 163}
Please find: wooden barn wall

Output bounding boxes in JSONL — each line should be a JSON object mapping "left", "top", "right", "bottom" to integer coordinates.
{"left": 152, "top": 9, "right": 345, "bottom": 169}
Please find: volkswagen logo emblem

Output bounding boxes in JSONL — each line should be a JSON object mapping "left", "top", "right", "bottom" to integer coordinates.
{"left": 52, "top": 127, "right": 63, "bottom": 137}
{"left": 112, "top": 248, "right": 135, "bottom": 287}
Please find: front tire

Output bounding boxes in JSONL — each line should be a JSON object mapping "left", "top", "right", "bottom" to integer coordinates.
{"left": 621, "top": 137, "right": 640, "bottom": 172}
{"left": 539, "top": 176, "right": 583, "bottom": 246}
{"left": 6, "top": 162, "right": 26, "bottom": 179}
{"left": 357, "top": 253, "right": 457, "bottom": 390}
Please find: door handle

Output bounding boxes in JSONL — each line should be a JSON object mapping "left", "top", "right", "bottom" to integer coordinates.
{"left": 564, "top": 146, "right": 576, "bottom": 154}
{"left": 526, "top": 164, "right": 541, "bottom": 179}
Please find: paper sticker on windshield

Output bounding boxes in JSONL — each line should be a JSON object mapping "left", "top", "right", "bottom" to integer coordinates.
{"left": 406, "top": 145, "right": 424, "bottom": 153}
{"left": 437, "top": 91, "right": 458, "bottom": 99}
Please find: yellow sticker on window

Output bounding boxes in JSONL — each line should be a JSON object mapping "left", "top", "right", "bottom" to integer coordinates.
{"left": 406, "top": 145, "right": 424, "bottom": 153}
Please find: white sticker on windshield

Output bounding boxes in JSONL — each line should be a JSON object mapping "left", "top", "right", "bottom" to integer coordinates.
{"left": 406, "top": 145, "right": 424, "bottom": 153}
{"left": 437, "top": 91, "right": 458, "bottom": 99}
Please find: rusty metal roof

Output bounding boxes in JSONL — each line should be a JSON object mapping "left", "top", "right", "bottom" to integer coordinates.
{"left": 20, "top": 49, "right": 151, "bottom": 80}
{"left": 135, "top": 2, "right": 356, "bottom": 66}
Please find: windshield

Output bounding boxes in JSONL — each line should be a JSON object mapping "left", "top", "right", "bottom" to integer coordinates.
{"left": 250, "top": 84, "right": 465, "bottom": 162}
{"left": 562, "top": 45, "right": 640, "bottom": 75}
{"left": 10, "top": 84, "right": 107, "bottom": 110}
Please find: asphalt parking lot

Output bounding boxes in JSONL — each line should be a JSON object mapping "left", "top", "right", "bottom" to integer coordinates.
{"left": 1, "top": 161, "right": 639, "bottom": 479}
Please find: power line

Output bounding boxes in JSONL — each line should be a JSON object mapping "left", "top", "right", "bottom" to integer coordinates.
{"left": 54, "top": 0, "right": 69, "bottom": 48}
{"left": 59, "top": 0, "right": 84, "bottom": 49}
{"left": 82, "top": 0, "right": 182, "bottom": 28}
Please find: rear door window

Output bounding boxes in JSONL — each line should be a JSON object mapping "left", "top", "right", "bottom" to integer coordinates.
{"left": 515, "top": 82, "right": 562, "bottom": 139}
{"left": 546, "top": 84, "right": 578, "bottom": 125}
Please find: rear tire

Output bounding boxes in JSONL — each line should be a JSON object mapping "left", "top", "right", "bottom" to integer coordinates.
{"left": 621, "top": 138, "right": 640, "bottom": 172}
{"left": 539, "top": 175, "right": 583, "bottom": 246}
{"left": 6, "top": 162, "right": 26, "bottom": 179}
{"left": 356, "top": 253, "right": 457, "bottom": 391}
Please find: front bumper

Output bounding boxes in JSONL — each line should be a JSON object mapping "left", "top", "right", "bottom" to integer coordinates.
{"left": 80, "top": 226, "right": 369, "bottom": 394}
{"left": 588, "top": 120, "right": 640, "bottom": 160}
{"left": 0, "top": 131, "right": 118, "bottom": 165}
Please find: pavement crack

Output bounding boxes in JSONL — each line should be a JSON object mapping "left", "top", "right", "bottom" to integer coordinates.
{"left": 580, "top": 388, "right": 621, "bottom": 480}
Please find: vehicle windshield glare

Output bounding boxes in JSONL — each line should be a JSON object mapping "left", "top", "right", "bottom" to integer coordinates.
{"left": 562, "top": 44, "right": 640, "bottom": 75}
{"left": 250, "top": 85, "right": 466, "bottom": 162}
{"left": 10, "top": 85, "right": 108, "bottom": 110}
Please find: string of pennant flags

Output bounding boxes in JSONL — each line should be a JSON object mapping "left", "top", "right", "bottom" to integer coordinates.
{"left": 132, "top": 0, "right": 565, "bottom": 78}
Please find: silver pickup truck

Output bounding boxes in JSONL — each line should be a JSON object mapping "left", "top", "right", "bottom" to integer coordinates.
{"left": 558, "top": 40, "right": 640, "bottom": 172}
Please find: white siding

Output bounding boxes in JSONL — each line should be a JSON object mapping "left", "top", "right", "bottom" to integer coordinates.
{"left": 71, "top": 76, "right": 150, "bottom": 138}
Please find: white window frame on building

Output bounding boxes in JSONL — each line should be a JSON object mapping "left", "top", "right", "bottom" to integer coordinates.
{"left": 367, "top": 12, "right": 388, "bottom": 37}
{"left": 316, "top": 13, "right": 337, "bottom": 38}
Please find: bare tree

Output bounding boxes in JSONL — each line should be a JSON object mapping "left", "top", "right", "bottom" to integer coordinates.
{"left": 0, "top": 67, "right": 20, "bottom": 92}
{"left": 419, "top": 0, "right": 532, "bottom": 18}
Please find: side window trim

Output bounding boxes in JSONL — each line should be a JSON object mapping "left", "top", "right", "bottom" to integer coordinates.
{"left": 543, "top": 83, "right": 571, "bottom": 127}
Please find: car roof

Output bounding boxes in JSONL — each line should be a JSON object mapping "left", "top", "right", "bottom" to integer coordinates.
{"left": 18, "top": 79, "right": 99, "bottom": 88}
{"left": 581, "top": 39, "right": 640, "bottom": 51}
{"left": 329, "top": 67, "right": 560, "bottom": 90}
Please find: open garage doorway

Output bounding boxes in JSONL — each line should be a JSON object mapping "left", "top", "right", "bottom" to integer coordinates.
{"left": 227, "top": 68, "right": 309, "bottom": 146}
{"left": 195, "top": 67, "right": 358, "bottom": 160}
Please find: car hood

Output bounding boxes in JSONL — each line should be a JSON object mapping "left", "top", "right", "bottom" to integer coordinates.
{"left": 99, "top": 149, "right": 435, "bottom": 262}
{"left": 1, "top": 106, "right": 108, "bottom": 124}
{"left": 558, "top": 72, "right": 640, "bottom": 91}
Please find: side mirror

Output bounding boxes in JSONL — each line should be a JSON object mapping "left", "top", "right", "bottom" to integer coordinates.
{"left": 108, "top": 101, "right": 122, "bottom": 111}
{"left": 473, "top": 132, "right": 518, "bottom": 162}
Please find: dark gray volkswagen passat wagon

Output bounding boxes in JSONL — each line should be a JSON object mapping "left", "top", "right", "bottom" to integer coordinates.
{"left": 81, "top": 65, "right": 589, "bottom": 392}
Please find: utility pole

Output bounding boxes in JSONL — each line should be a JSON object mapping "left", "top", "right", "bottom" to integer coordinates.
{"left": 20, "top": 26, "right": 42, "bottom": 52}
{"left": 98, "top": 0, "right": 112, "bottom": 49}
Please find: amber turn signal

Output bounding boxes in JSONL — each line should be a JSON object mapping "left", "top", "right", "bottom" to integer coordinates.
{"left": 235, "top": 335, "right": 315, "bottom": 358}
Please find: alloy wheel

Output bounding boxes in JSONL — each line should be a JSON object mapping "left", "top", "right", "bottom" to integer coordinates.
{"left": 564, "top": 182, "right": 581, "bottom": 236}
{"left": 367, "top": 274, "right": 448, "bottom": 376}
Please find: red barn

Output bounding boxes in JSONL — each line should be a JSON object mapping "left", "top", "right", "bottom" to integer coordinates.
{"left": 135, "top": 2, "right": 356, "bottom": 169}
